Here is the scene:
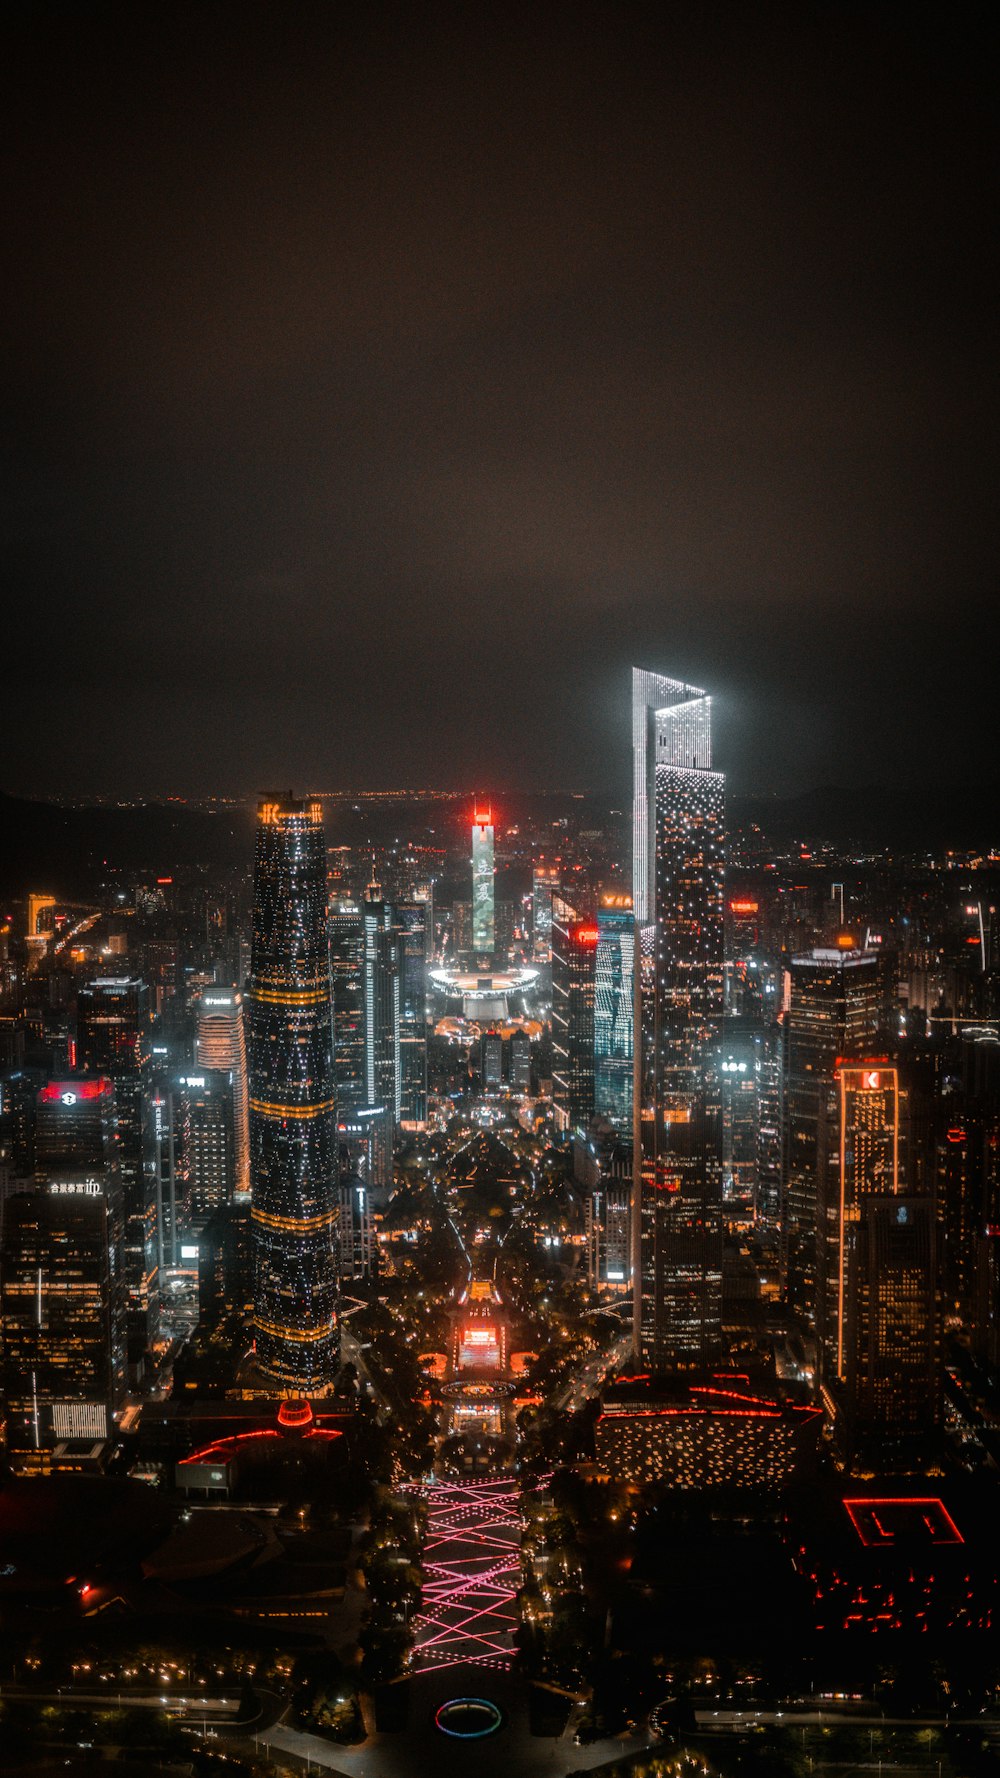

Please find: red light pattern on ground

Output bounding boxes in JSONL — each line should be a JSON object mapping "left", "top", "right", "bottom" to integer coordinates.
{"left": 843, "top": 1497, "right": 964, "bottom": 1547}
{"left": 412, "top": 1479, "right": 521, "bottom": 1674}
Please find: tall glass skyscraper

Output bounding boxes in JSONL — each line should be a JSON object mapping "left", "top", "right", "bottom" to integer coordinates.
{"left": 781, "top": 947, "right": 884, "bottom": 1323}
{"left": 594, "top": 901, "right": 634, "bottom": 1132}
{"left": 361, "top": 875, "right": 400, "bottom": 1187}
{"left": 76, "top": 976, "right": 157, "bottom": 1356}
{"left": 195, "top": 989, "right": 250, "bottom": 1197}
{"left": 2, "top": 1076, "right": 127, "bottom": 1471}
{"left": 330, "top": 900, "right": 366, "bottom": 1118}
{"left": 397, "top": 900, "right": 428, "bottom": 1126}
{"left": 247, "top": 795, "right": 338, "bottom": 1391}
{"left": 472, "top": 807, "right": 495, "bottom": 956}
{"left": 632, "top": 669, "right": 726, "bottom": 1372}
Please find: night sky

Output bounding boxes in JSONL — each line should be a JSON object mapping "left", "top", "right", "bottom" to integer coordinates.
{"left": 4, "top": 4, "right": 996, "bottom": 800}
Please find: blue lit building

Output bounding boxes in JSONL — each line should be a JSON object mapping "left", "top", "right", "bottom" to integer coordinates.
{"left": 594, "top": 902, "right": 634, "bottom": 1132}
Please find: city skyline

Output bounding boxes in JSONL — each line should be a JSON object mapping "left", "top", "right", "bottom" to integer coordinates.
{"left": 1, "top": 11, "right": 998, "bottom": 1772}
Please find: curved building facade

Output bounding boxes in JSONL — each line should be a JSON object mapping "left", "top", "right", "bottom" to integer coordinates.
{"left": 247, "top": 795, "right": 338, "bottom": 1390}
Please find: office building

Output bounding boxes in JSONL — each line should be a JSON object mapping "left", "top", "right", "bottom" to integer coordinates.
{"left": 246, "top": 795, "right": 339, "bottom": 1391}
{"left": 76, "top": 976, "right": 157, "bottom": 1353}
{"left": 632, "top": 669, "right": 726, "bottom": 1373}
{"left": 594, "top": 899, "right": 634, "bottom": 1132}
{"left": 195, "top": 989, "right": 250, "bottom": 1197}
{"left": 551, "top": 895, "right": 597, "bottom": 1134}
{"left": 472, "top": 807, "right": 495, "bottom": 957}
{"left": 585, "top": 1141, "right": 632, "bottom": 1292}
{"left": 329, "top": 900, "right": 366, "bottom": 1118}
{"left": 817, "top": 1061, "right": 900, "bottom": 1379}
{"left": 509, "top": 1028, "right": 531, "bottom": 1094}
{"left": 720, "top": 1022, "right": 761, "bottom": 1212}
{"left": 532, "top": 864, "right": 560, "bottom": 958}
{"left": 361, "top": 875, "right": 400, "bottom": 1185}
{"left": 781, "top": 948, "right": 884, "bottom": 1322}
{"left": 397, "top": 900, "right": 428, "bottom": 1126}
{"left": 175, "top": 1070, "right": 236, "bottom": 1221}
{"left": 840, "top": 1192, "right": 939, "bottom": 1468}
{"left": 481, "top": 1029, "right": 503, "bottom": 1088}
{"left": 1, "top": 1076, "right": 127, "bottom": 1470}
{"left": 337, "top": 1173, "right": 376, "bottom": 1281}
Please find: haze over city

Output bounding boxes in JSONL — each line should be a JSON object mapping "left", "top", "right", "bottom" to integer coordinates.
{"left": 4, "top": 4, "right": 997, "bottom": 799}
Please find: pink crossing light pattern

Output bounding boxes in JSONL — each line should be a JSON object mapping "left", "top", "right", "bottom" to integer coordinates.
{"left": 412, "top": 1478, "right": 521, "bottom": 1673}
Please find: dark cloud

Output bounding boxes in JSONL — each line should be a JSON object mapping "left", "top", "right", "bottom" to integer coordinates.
{"left": 3, "top": 3, "right": 996, "bottom": 798}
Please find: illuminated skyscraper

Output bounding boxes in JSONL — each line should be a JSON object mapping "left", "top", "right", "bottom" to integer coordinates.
{"left": 76, "top": 976, "right": 157, "bottom": 1355}
{"left": 532, "top": 864, "right": 560, "bottom": 958}
{"left": 632, "top": 668, "right": 713, "bottom": 930}
{"left": 594, "top": 900, "right": 634, "bottom": 1132}
{"left": 397, "top": 900, "right": 428, "bottom": 1126}
{"left": 247, "top": 795, "right": 338, "bottom": 1391}
{"left": 781, "top": 947, "right": 884, "bottom": 1322}
{"left": 361, "top": 874, "right": 400, "bottom": 1187}
{"left": 817, "top": 1060, "right": 940, "bottom": 1466}
{"left": 1, "top": 1076, "right": 127, "bottom": 1471}
{"left": 841, "top": 1192, "right": 939, "bottom": 1468}
{"left": 472, "top": 807, "right": 495, "bottom": 956}
{"left": 632, "top": 670, "right": 725, "bottom": 1372}
{"left": 818, "top": 1061, "right": 900, "bottom": 1379}
{"left": 174, "top": 1069, "right": 236, "bottom": 1220}
{"left": 329, "top": 900, "right": 365, "bottom": 1118}
{"left": 551, "top": 895, "right": 597, "bottom": 1134}
{"left": 195, "top": 989, "right": 250, "bottom": 1197}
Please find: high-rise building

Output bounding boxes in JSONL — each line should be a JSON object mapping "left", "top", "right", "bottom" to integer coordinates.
{"left": 509, "top": 1028, "right": 531, "bottom": 1094}
{"left": 337, "top": 1173, "right": 376, "bottom": 1281}
{"left": 585, "top": 1141, "right": 633, "bottom": 1292}
{"left": 720, "top": 1021, "right": 761, "bottom": 1212}
{"left": 329, "top": 900, "right": 366, "bottom": 1118}
{"left": 472, "top": 807, "right": 495, "bottom": 957}
{"left": 247, "top": 795, "right": 339, "bottom": 1391}
{"left": 532, "top": 865, "right": 560, "bottom": 959}
{"left": 361, "top": 875, "right": 400, "bottom": 1185}
{"left": 781, "top": 947, "right": 884, "bottom": 1322}
{"left": 632, "top": 669, "right": 725, "bottom": 1373}
{"left": 481, "top": 1029, "right": 503, "bottom": 1088}
{"left": 551, "top": 895, "right": 597, "bottom": 1134}
{"left": 195, "top": 989, "right": 250, "bottom": 1197}
{"left": 76, "top": 976, "right": 157, "bottom": 1354}
{"left": 840, "top": 1192, "right": 939, "bottom": 1468}
{"left": 397, "top": 901, "right": 428, "bottom": 1126}
{"left": 818, "top": 1061, "right": 900, "bottom": 1380}
{"left": 594, "top": 899, "right": 634, "bottom": 1132}
{"left": 174, "top": 1070, "right": 236, "bottom": 1221}
{"left": 1, "top": 1076, "right": 127, "bottom": 1470}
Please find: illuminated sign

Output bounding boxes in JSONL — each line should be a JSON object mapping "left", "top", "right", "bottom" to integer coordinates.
{"left": 39, "top": 1079, "right": 111, "bottom": 1103}
{"left": 573, "top": 924, "right": 600, "bottom": 948}
{"left": 49, "top": 1179, "right": 103, "bottom": 1196}
{"left": 729, "top": 899, "right": 759, "bottom": 915}
{"left": 862, "top": 1070, "right": 881, "bottom": 1090}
